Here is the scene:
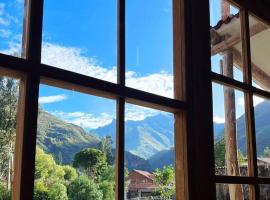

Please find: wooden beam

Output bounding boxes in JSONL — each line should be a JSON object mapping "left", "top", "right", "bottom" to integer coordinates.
{"left": 222, "top": 50, "right": 244, "bottom": 200}
{"left": 211, "top": 22, "right": 267, "bottom": 56}
{"left": 232, "top": 48, "right": 270, "bottom": 91}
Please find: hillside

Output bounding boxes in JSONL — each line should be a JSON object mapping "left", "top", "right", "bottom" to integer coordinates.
{"left": 237, "top": 100, "right": 270, "bottom": 155}
{"left": 95, "top": 114, "right": 174, "bottom": 159}
{"left": 149, "top": 147, "right": 175, "bottom": 170}
{"left": 37, "top": 110, "right": 100, "bottom": 164}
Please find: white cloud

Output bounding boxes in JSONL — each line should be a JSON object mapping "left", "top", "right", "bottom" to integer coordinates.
{"left": 0, "top": 3, "right": 5, "bottom": 15}
{"left": 39, "top": 94, "right": 68, "bottom": 104}
{"left": 238, "top": 96, "right": 264, "bottom": 107}
{"left": 125, "top": 105, "right": 162, "bottom": 121}
{"left": 2, "top": 42, "right": 173, "bottom": 97}
{"left": 213, "top": 115, "right": 225, "bottom": 123}
{"left": 0, "top": 29, "right": 11, "bottom": 38}
{"left": 51, "top": 111, "right": 113, "bottom": 129}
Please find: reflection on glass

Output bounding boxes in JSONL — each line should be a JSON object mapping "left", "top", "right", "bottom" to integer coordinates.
{"left": 35, "top": 84, "right": 116, "bottom": 199}
{"left": 124, "top": 103, "right": 175, "bottom": 199}
{"left": 212, "top": 83, "right": 248, "bottom": 176}
{"left": 0, "top": 0, "right": 25, "bottom": 58}
{"left": 249, "top": 14, "right": 270, "bottom": 92}
{"left": 0, "top": 76, "right": 20, "bottom": 200}
{"left": 126, "top": 0, "right": 174, "bottom": 98}
{"left": 210, "top": 0, "right": 243, "bottom": 82}
{"left": 41, "top": 0, "right": 117, "bottom": 83}
{"left": 216, "top": 184, "right": 249, "bottom": 200}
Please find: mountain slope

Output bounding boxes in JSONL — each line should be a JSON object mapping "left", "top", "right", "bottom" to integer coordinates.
{"left": 95, "top": 114, "right": 174, "bottom": 159}
{"left": 149, "top": 147, "right": 175, "bottom": 170}
{"left": 37, "top": 110, "right": 100, "bottom": 164}
{"left": 237, "top": 101, "right": 270, "bottom": 155}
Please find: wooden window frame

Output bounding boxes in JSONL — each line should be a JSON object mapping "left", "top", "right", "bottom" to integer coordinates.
{"left": 0, "top": 0, "right": 189, "bottom": 200}
{"left": 0, "top": 0, "right": 269, "bottom": 199}
{"left": 210, "top": 0, "right": 270, "bottom": 199}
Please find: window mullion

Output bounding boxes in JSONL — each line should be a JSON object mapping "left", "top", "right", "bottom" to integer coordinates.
{"left": 240, "top": 8, "right": 260, "bottom": 200}
{"left": 19, "top": 0, "right": 44, "bottom": 199}
{"left": 116, "top": 0, "right": 125, "bottom": 199}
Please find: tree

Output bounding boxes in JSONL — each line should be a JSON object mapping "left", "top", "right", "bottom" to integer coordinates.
{"left": 68, "top": 176, "right": 103, "bottom": 200}
{"left": 98, "top": 181, "right": 114, "bottom": 200}
{"left": 48, "top": 183, "right": 68, "bottom": 200}
{"left": 214, "top": 137, "right": 226, "bottom": 167}
{"left": 0, "top": 77, "right": 18, "bottom": 189}
{"left": 153, "top": 165, "right": 175, "bottom": 200}
{"left": 73, "top": 148, "right": 107, "bottom": 180}
{"left": 0, "top": 182, "right": 11, "bottom": 200}
{"left": 264, "top": 147, "right": 270, "bottom": 158}
{"left": 62, "top": 165, "right": 77, "bottom": 182}
{"left": 34, "top": 181, "right": 49, "bottom": 200}
{"left": 98, "top": 136, "right": 113, "bottom": 165}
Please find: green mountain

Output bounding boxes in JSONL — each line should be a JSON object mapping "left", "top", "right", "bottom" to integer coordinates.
{"left": 95, "top": 114, "right": 174, "bottom": 159}
{"left": 149, "top": 147, "right": 175, "bottom": 170}
{"left": 237, "top": 100, "right": 270, "bottom": 156}
{"left": 37, "top": 110, "right": 100, "bottom": 164}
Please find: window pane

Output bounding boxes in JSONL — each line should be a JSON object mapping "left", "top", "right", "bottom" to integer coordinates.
{"left": 0, "top": 75, "right": 20, "bottom": 200}
{"left": 124, "top": 104, "right": 175, "bottom": 199}
{"left": 41, "top": 0, "right": 117, "bottom": 83}
{"left": 216, "top": 184, "right": 249, "bottom": 199}
{"left": 253, "top": 95, "right": 270, "bottom": 177}
{"left": 260, "top": 185, "right": 270, "bottom": 199}
{"left": 212, "top": 83, "right": 248, "bottom": 176}
{"left": 35, "top": 84, "right": 116, "bottom": 199}
{"left": 0, "top": 0, "right": 25, "bottom": 58}
{"left": 249, "top": 14, "right": 270, "bottom": 92}
{"left": 126, "top": 0, "right": 174, "bottom": 98}
{"left": 210, "top": 0, "right": 243, "bottom": 82}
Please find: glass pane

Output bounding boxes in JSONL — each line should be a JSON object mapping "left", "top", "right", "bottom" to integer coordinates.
{"left": 216, "top": 184, "right": 249, "bottom": 200}
{"left": 0, "top": 75, "right": 20, "bottom": 200}
{"left": 249, "top": 14, "right": 270, "bottom": 92}
{"left": 210, "top": 0, "right": 243, "bottom": 82}
{"left": 125, "top": 104, "right": 175, "bottom": 199}
{"left": 126, "top": 0, "right": 174, "bottom": 98}
{"left": 35, "top": 84, "right": 116, "bottom": 199}
{"left": 212, "top": 83, "right": 248, "bottom": 176}
{"left": 0, "top": 0, "right": 25, "bottom": 58}
{"left": 253, "top": 95, "right": 270, "bottom": 177}
{"left": 260, "top": 185, "right": 270, "bottom": 199}
{"left": 41, "top": 0, "right": 117, "bottom": 83}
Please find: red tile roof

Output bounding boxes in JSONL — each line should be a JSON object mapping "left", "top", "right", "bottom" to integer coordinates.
{"left": 212, "top": 13, "right": 240, "bottom": 30}
{"left": 132, "top": 169, "right": 154, "bottom": 180}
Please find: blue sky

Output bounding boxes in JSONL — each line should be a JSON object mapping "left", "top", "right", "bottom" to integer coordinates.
{"left": 0, "top": 0, "right": 264, "bottom": 129}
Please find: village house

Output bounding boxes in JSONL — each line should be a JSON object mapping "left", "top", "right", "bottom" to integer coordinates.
{"left": 127, "top": 169, "right": 158, "bottom": 198}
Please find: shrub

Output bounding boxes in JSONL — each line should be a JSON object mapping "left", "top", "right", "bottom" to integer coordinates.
{"left": 48, "top": 183, "right": 68, "bottom": 200}
{"left": 98, "top": 181, "right": 114, "bottom": 200}
{"left": 68, "top": 176, "right": 103, "bottom": 200}
{"left": 0, "top": 182, "right": 11, "bottom": 200}
{"left": 34, "top": 181, "right": 49, "bottom": 200}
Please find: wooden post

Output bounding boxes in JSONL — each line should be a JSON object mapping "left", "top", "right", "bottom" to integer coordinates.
{"left": 222, "top": 50, "right": 244, "bottom": 200}
{"left": 221, "top": 0, "right": 230, "bottom": 20}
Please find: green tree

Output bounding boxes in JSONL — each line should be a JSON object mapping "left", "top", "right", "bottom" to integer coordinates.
{"left": 0, "top": 77, "right": 18, "bottom": 189}
{"left": 98, "top": 136, "right": 113, "bottom": 165}
{"left": 98, "top": 181, "right": 114, "bottom": 200}
{"left": 0, "top": 182, "right": 11, "bottom": 200}
{"left": 73, "top": 148, "right": 107, "bottom": 180}
{"left": 34, "top": 181, "right": 49, "bottom": 200}
{"left": 214, "top": 137, "right": 226, "bottom": 167}
{"left": 68, "top": 176, "right": 103, "bottom": 200}
{"left": 48, "top": 183, "right": 68, "bottom": 200}
{"left": 62, "top": 165, "right": 77, "bottom": 182}
{"left": 264, "top": 147, "right": 270, "bottom": 158}
{"left": 153, "top": 165, "right": 175, "bottom": 200}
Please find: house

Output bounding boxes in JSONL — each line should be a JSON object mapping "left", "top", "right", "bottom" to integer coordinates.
{"left": 127, "top": 169, "right": 158, "bottom": 198}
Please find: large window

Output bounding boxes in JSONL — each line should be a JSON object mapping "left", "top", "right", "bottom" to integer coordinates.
{"left": 0, "top": 0, "right": 186, "bottom": 200}
{"left": 210, "top": 0, "right": 270, "bottom": 199}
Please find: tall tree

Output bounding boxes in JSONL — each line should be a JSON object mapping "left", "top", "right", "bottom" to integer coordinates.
{"left": 98, "top": 136, "right": 113, "bottom": 165}
{"left": 0, "top": 77, "right": 18, "bottom": 189}
{"left": 73, "top": 148, "right": 107, "bottom": 180}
